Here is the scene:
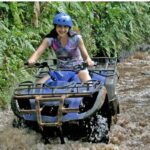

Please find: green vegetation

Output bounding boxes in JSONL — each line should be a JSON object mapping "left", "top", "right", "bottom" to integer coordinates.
{"left": 0, "top": 2, "right": 150, "bottom": 108}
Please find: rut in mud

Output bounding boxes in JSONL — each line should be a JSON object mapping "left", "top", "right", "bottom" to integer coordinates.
{"left": 0, "top": 51, "right": 150, "bottom": 150}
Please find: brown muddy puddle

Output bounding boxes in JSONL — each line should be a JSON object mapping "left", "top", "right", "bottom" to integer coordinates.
{"left": 0, "top": 52, "right": 150, "bottom": 150}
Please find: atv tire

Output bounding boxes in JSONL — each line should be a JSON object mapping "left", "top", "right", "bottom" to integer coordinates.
{"left": 86, "top": 114, "right": 109, "bottom": 143}
{"left": 11, "top": 97, "right": 23, "bottom": 119}
{"left": 12, "top": 117, "right": 26, "bottom": 128}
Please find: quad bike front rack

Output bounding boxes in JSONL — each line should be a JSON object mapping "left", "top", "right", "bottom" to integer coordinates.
{"left": 13, "top": 80, "right": 102, "bottom": 127}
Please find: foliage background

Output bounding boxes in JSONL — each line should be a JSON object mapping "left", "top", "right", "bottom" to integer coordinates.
{"left": 0, "top": 2, "right": 150, "bottom": 108}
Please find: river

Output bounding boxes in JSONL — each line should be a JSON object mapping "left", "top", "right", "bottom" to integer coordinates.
{"left": 0, "top": 52, "right": 150, "bottom": 150}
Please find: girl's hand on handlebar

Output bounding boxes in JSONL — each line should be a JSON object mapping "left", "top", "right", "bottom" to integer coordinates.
{"left": 85, "top": 57, "right": 95, "bottom": 67}
{"left": 27, "top": 59, "right": 36, "bottom": 66}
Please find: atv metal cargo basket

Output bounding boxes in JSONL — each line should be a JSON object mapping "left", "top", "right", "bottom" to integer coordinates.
{"left": 12, "top": 80, "right": 105, "bottom": 127}
{"left": 14, "top": 80, "right": 101, "bottom": 96}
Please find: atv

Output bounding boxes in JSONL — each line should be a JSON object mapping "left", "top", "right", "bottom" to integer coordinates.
{"left": 11, "top": 57, "right": 119, "bottom": 144}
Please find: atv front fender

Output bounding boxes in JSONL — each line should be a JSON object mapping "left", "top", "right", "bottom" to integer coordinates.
{"left": 63, "top": 86, "right": 107, "bottom": 121}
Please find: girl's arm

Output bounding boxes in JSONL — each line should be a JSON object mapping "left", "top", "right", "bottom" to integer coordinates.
{"left": 78, "top": 37, "right": 94, "bottom": 66}
{"left": 28, "top": 38, "right": 49, "bottom": 64}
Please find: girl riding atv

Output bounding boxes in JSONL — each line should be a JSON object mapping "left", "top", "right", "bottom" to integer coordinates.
{"left": 28, "top": 12, "right": 94, "bottom": 84}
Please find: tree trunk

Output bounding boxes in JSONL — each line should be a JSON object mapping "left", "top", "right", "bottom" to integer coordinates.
{"left": 32, "top": 2, "right": 40, "bottom": 28}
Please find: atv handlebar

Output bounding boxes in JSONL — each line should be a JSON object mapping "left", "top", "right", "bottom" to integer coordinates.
{"left": 24, "top": 62, "right": 49, "bottom": 68}
{"left": 24, "top": 61, "right": 97, "bottom": 71}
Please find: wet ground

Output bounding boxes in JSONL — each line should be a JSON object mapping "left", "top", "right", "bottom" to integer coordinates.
{"left": 0, "top": 52, "right": 150, "bottom": 150}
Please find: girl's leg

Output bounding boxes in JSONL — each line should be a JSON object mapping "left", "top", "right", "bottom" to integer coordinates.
{"left": 78, "top": 69, "right": 91, "bottom": 82}
{"left": 36, "top": 74, "right": 50, "bottom": 85}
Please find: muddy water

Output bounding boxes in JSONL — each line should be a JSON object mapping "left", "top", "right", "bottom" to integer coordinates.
{"left": 0, "top": 52, "right": 150, "bottom": 150}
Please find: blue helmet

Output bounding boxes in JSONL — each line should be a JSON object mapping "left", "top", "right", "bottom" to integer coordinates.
{"left": 53, "top": 12, "right": 73, "bottom": 27}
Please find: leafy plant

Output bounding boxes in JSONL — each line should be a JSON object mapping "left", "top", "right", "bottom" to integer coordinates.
{"left": 0, "top": 2, "right": 150, "bottom": 108}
